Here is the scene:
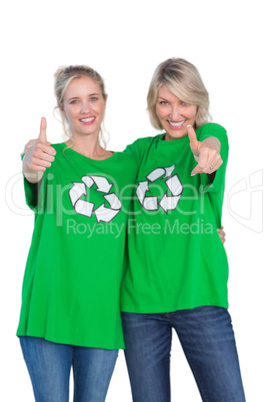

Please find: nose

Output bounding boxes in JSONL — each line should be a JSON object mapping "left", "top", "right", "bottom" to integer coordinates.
{"left": 169, "top": 105, "right": 183, "bottom": 120}
{"left": 81, "top": 101, "right": 90, "bottom": 114}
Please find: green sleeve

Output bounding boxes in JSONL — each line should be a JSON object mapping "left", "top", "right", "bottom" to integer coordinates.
{"left": 22, "top": 153, "right": 47, "bottom": 213}
{"left": 196, "top": 123, "right": 229, "bottom": 194}
{"left": 24, "top": 177, "right": 39, "bottom": 211}
{"left": 21, "top": 153, "right": 39, "bottom": 212}
{"left": 23, "top": 175, "right": 47, "bottom": 213}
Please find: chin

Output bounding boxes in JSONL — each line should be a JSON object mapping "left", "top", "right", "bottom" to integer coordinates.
{"left": 166, "top": 130, "right": 187, "bottom": 140}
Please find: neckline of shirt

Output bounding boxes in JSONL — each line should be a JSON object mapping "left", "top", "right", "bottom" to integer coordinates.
{"left": 157, "top": 133, "right": 189, "bottom": 145}
{"left": 55, "top": 142, "right": 117, "bottom": 163}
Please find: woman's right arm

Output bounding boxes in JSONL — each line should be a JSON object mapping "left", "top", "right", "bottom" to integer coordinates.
{"left": 23, "top": 117, "right": 56, "bottom": 183}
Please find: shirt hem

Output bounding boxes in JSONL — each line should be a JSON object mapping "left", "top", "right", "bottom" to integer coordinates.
{"left": 121, "top": 300, "right": 229, "bottom": 314}
{"left": 16, "top": 330, "right": 124, "bottom": 350}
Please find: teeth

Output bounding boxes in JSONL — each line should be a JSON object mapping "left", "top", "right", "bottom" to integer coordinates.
{"left": 168, "top": 120, "right": 185, "bottom": 127}
{"left": 81, "top": 117, "right": 95, "bottom": 122}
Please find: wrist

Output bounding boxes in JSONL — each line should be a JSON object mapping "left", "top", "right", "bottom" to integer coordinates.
{"left": 22, "top": 157, "right": 44, "bottom": 183}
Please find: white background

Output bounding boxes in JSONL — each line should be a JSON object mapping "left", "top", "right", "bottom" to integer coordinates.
{"left": 1, "top": 0, "right": 267, "bottom": 400}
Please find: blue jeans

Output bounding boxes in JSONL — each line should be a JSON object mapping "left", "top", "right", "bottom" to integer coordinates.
{"left": 19, "top": 336, "right": 118, "bottom": 402}
{"left": 122, "top": 307, "right": 246, "bottom": 402}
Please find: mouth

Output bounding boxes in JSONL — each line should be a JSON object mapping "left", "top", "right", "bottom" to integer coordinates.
{"left": 80, "top": 117, "right": 95, "bottom": 124}
{"left": 167, "top": 120, "right": 186, "bottom": 129}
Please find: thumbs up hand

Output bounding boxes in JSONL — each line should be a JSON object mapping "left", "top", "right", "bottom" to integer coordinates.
{"left": 23, "top": 117, "right": 56, "bottom": 183}
{"left": 187, "top": 125, "right": 223, "bottom": 176}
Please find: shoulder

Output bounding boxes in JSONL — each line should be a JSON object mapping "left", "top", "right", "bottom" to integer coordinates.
{"left": 132, "top": 134, "right": 162, "bottom": 147}
{"left": 196, "top": 122, "right": 226, "bottom": 135}
{"left": 125, "top": 134, "right": 162, "bottom": 152}
{"left": 196, "top": 123, "right": 228, "bottom": 147}
{"left": 49, "top": 143, "right": 71, "bottom": 163}
{"left": 114, "top": 151, "right": 138, "bottom": 169}
{"left": 50, "top": 142, "right": 65, "bottom": 152}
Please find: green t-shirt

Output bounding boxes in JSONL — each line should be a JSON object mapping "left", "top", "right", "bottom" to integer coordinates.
{"left": 121, "top": 123, "right": 229, "bottom": 313}
{"left": 17, "top": 143, "right": 137, "bottom": 349}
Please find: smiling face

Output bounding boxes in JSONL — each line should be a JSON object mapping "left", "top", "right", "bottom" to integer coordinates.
{"left": 155, "top": 85, "right": 197, "bottom": 141}
{"left": 62, "top": 75, "right": 107, "bottom": 140}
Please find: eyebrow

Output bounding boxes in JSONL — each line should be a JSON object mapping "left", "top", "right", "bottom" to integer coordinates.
{"left": 67, "top": 93, "right": 100, "bottom": 101}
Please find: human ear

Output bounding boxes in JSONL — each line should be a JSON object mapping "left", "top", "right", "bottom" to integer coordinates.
{"left": 58, "top": 102, "right": 66, "bottom": 116}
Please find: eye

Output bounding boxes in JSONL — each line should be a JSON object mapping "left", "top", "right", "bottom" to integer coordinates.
{"left": 90, "top": 97, "right": 98, "bottom": 102}
{"left": 181, "top": 101, "right": 188, "bottom": 106}
{"left": 70, "top": 99, "right": 78, "bottom": 104}
{"left": 159, "top": 100, "right": 168, "bottom": 105}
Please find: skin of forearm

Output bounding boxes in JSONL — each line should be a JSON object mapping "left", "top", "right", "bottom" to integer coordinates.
{"left": 201, "top": 137, "right": 221, "bottom": 153}
{"left": 22, "top": 157, "right": 44, "bottom": 183}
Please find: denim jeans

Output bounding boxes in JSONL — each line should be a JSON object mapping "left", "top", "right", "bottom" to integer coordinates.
{"left": 122, "top": 307, "right": 246, "bottom": 402}
{"left": 19, "top": 336, "right": 118, "bottom": 402}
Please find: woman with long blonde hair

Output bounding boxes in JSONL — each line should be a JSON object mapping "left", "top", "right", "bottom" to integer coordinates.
{"left": 17, "top": 65, "right": 137, "bottom": 402}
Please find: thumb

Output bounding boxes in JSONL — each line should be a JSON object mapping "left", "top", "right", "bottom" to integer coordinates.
{"left": 39, "top": 117, "right": 47, "bottom": 143}
{"left": 187, "top": 125, "right": 199, "bottom": 156}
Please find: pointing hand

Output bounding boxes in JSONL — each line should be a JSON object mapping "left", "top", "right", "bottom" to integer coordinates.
{"left": 187, "top": 125, "right": 223, "bottom": 176}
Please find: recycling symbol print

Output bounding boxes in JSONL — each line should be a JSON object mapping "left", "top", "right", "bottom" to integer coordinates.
{"left": 136, "top": 165, "right": 183, "bottom": 212}
{"left": 69, "top": 175, "right": 122, "bottom": 223}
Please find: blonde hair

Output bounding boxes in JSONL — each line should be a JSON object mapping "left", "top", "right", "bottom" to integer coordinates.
{"left": 54, "top": 65, "right": 108, "bottom": 147}
{"left": 147, "top": 58, "right": 211, "bottom": 130}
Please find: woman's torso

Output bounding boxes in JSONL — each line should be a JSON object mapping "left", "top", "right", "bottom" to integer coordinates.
{"left": 121, "top": 123, "right": 229, "bottom": 313}
{"left": 17, "top": 143, "right": 138, "bottom": 349}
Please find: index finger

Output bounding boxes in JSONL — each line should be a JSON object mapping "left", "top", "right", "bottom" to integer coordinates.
{"left": 187, "top": 125, "right": 198, "bottom": 147}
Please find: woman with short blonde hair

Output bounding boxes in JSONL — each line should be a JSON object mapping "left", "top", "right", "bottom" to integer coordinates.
{"left": 147, "top": 58, "right": 211, "bottom": 130}
{"left": 121, "top": 58, "right": 246, "bottom": 401}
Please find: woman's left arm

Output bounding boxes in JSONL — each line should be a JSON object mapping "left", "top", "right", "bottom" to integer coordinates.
{"left": 187, "top": 124, "right": 227, "bottom": 245}
{"left": 187, "top": 125, "right": 223, "bottom": 176}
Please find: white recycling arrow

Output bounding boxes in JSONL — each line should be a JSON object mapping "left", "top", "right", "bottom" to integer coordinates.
{"left": 104, "top": 193, "right": 122, "bottom": 210}
{"left": 146, "top": 165, "right": 176, "bottom": 182}
{"left": 159, "top": 174, "right": 183, "bottom": 212}
{"left": 159, "top": 193, "right": 182, "bottom": 213}
{"left": 164, "top": 165, "right": 176, "bottom": 178}
{"left": 74, "top": 199, "right": 94, "bottom": 217}
{"left": 165, "top": 175, "right": 183, "bottom": 196}
{"left": 143, "top": 196, "right": 158, "bottom": 210}
{"left": 95, "top": 204, "right": 120, "bottom": 223}
{"left": 136, "top": 181, "right": 149, "bottom": 205}
{"left": 137, "top": 179, "right": 158, "bottom": 210}
{"left": 90, "top": 176, "right": 113, "bottom": 193}
{"left": 81, "top": 175, "right": 94, "bottom": 188}
{"left": 147, "top": 168, "right": 165, "bottom": 182}
{"left": 69, "top": 182, "right": 87, "bottom": 206}
{"left": 69, "top": 182, "right": 94, "bottom": 217}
